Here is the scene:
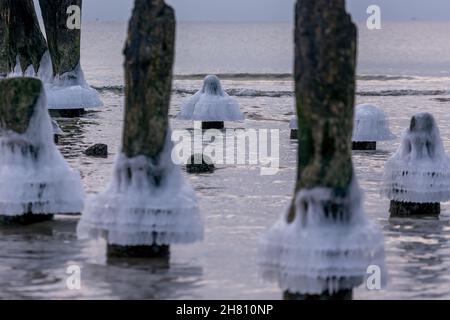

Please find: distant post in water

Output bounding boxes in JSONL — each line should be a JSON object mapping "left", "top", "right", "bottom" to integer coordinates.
{"left": 39, "top": 0, "right": 102, "bottom": 116}
{"left": 384, "top": 113, "right": 450, "bottom": 217}
{"left": 258, "top": 0, "right": 385, "bottom": 300}
{"left": 77, "top": 0, "right": 203, "bottom": 259}
{"left": 0, "top": 0, "right": 48, "bottom": 77}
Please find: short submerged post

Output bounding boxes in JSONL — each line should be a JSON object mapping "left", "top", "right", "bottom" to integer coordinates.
{"left": 0, "top": 0, "right": 48, "bottom": 77}
{"left": 77, "top": 0, "right": 203, "bottom": 259}
{"left": 384, "top": 113, "right": 450, "bottom": 217}
{"left": 0, "top": 78, "right": 84, "bottom": 225}
{"left": 258, "top": 0, "right": 385, "bottom": 300}
{"left": 39, "top": 0, "right": 102, "bottom": 114}
{"left": 178, "top": 75, "right": 244, "bottom": 128}
{"left": 352, "top": 104, "right": 395, "bottom": 151}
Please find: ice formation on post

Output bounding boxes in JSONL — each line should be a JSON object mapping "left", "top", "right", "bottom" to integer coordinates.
{"left": 259, "top": 179, "right": 386, "bottom": 296}
{"left": 0, "top": 0, "right": 50, "bottom": 79}
{"left": 352, "top": 104, "right": 395, "bottom": 150}
{"left": 38, "top": 0, "right": 102, "bottom": 113}
{"left": 383, "top": 112, "right": 450, "bottom": 216}
{"left": 178, "top": 75, "right": 244, "bottom": 129}
{"left": 289, "top": 117, "right": 298, "bottom": 139}
{"left": 0, "top": 78, "right": 84, "bottom": 224}
{"left": 258, "top": 0, "right": 386, "bottom": 300}
{"left": 77, "top": 0, "right": 203, "bottom": 258}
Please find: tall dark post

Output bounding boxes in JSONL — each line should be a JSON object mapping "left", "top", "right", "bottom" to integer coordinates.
{"left": 287, "top": 0, "right": 357, "bottom": 300}
{"left": 257, "top": 0, "right": 385, "bottom": 300}
{"left": 108, "top": 0, "right": 176, "bottom": 258}
{"left": 38, "top": 0, "right": 82, "bottom": 77}
{"left": 293, "top": 0, "right": 356, "bottom": 195}
{"left": 0, "top": 0, "right": 48, "bottom": 75}
{"left": 122, "top": 0, "right": 174, "bottom": 160}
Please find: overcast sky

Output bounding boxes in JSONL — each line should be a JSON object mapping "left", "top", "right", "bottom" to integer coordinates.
{"left": 34, "top": 0, "right": 450, "bottom": 22}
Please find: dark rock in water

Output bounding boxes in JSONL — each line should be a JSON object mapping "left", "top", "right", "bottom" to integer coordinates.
{"left": 0, "top": 0, "right": 47, "bottom": 74}
{"left": 290, "top": 129, "right": 298, "bottom": 140}
{"left": 390, "top": 201, "right": 440, "bottom": 217}
{"left": 202, "top": 121, "right": 224, "bottom": 130}
{"left": 38, "top": 0, "right": 82, "bottom": 76}
{"left": 352, "top": 141, "right": 376, "bottom": 151}
{"left": 122, "top": 0, "right": 175, "bottom": 159}
{"left": 0, "top": 78, "right": 42, "bottom": 134}
{"left": 49, "top": 108, "right": 85, "bottom": 118}
{"left": 0, "top": 213, "right": 54, "bottom": 226}
{"left": 84, "top": 144, "right": 108, "bottom": 158}
{"left": 187, "top": 154, "right": 215, "bottom": 173}
{"left": 107, "top": 244, "right": 170, "bottom": 259}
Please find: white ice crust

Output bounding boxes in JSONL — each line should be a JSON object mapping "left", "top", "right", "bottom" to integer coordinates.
{"left": 289, "top": 117, "right": 298, "bottom": 130}
{"left": 77, "top": 132, "right": 204, "bottom": 246}
{"left": 352, "top": 104, "right": 395, "bottom": 142}
{"left": 258, "top": 178, "right": 386, "bottom": 295}
{"left": 383, "top": 112, "right": 450, "bottom": 203}
{"left": 178, "top": 75, "right": 244, "bottom": 122}
{"left": 0, "top": 88, "right": 85, "bottom": 216}
{"left": 7, "top": 53, "right": 103, "bottom": 110}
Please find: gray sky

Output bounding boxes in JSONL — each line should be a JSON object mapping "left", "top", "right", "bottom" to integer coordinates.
{"left": 34, "top": 0, "right": 450, "bottom": 22}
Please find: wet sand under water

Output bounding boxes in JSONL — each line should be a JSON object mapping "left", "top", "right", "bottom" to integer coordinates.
{"left": 1, "top": 79, "right": 450, "bottom": 299}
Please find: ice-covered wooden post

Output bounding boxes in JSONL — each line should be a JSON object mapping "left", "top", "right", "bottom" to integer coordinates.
{"left": 384, "top": 113, "right": 450, "bottom": 217}
{"left": 258, "top": 0, "right": 385, "bottom": 300}
{"left": 77, "top": 0, "right": 203, "bottom": 259}
{"left": 352, "top": 104, "right": 395, "bottom": 151}
{"left": 0, "top": 78, "right": 84, "bottom": 225}
{"left": 39, "top": 0, "right": 102, "bottom": 115}
{"left": 0, "top": 0, "right": 48, "bottom": 77}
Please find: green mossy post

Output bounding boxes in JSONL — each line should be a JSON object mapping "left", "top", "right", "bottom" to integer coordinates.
{"left": 0, "top": 0, "right": 47, "bottom": 75}
{"left": 38, "top": 0, "right": 82, "bottom": 77}
{"left": 286, "top": 0, "right": 357, "bottom": 300}
{"left": 107, "top": 0, "right": 176, "bottom": 258}
{"left": 0, "top": 78, "right": 54, "bottom": 225}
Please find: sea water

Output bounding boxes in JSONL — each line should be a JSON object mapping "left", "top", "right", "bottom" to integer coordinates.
{"left": 0, "top": 22, "right": 450, "bottom": 299}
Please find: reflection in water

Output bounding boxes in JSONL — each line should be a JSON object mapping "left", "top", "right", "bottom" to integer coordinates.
{"left": 2, "top": 80, "right": 450, "bottom": 299}
{"left": 383, "top": 218, "right": 450, "bottom": 299}
{"left": 0, "top": 217, "right": 203, "bottom": 299}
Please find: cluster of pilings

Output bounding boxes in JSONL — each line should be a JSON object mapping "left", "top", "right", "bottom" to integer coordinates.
{"left": 0, "top": 0, "right": 395, "bottom": 301}
{"left": 0, "top": 0, "right": 101, "bottom": 116}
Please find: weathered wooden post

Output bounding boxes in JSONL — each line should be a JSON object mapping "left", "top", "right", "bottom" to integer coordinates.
{"left": 77, "top": 0, "right": 203, "bottom": 259}
{"left": 0, "top": 0, "right": 48, "bottom": 77}
{"left": 39, "top": 0, "right": 102, "bottom": 115}
{"left": 0, "top": 78, "right": 84, "bottom": 225}
{"left": 384, "top": 112, "right": 450, "bottom": 217}
{"left": 258, "top": 0, "right": 385, "bottom": 300}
